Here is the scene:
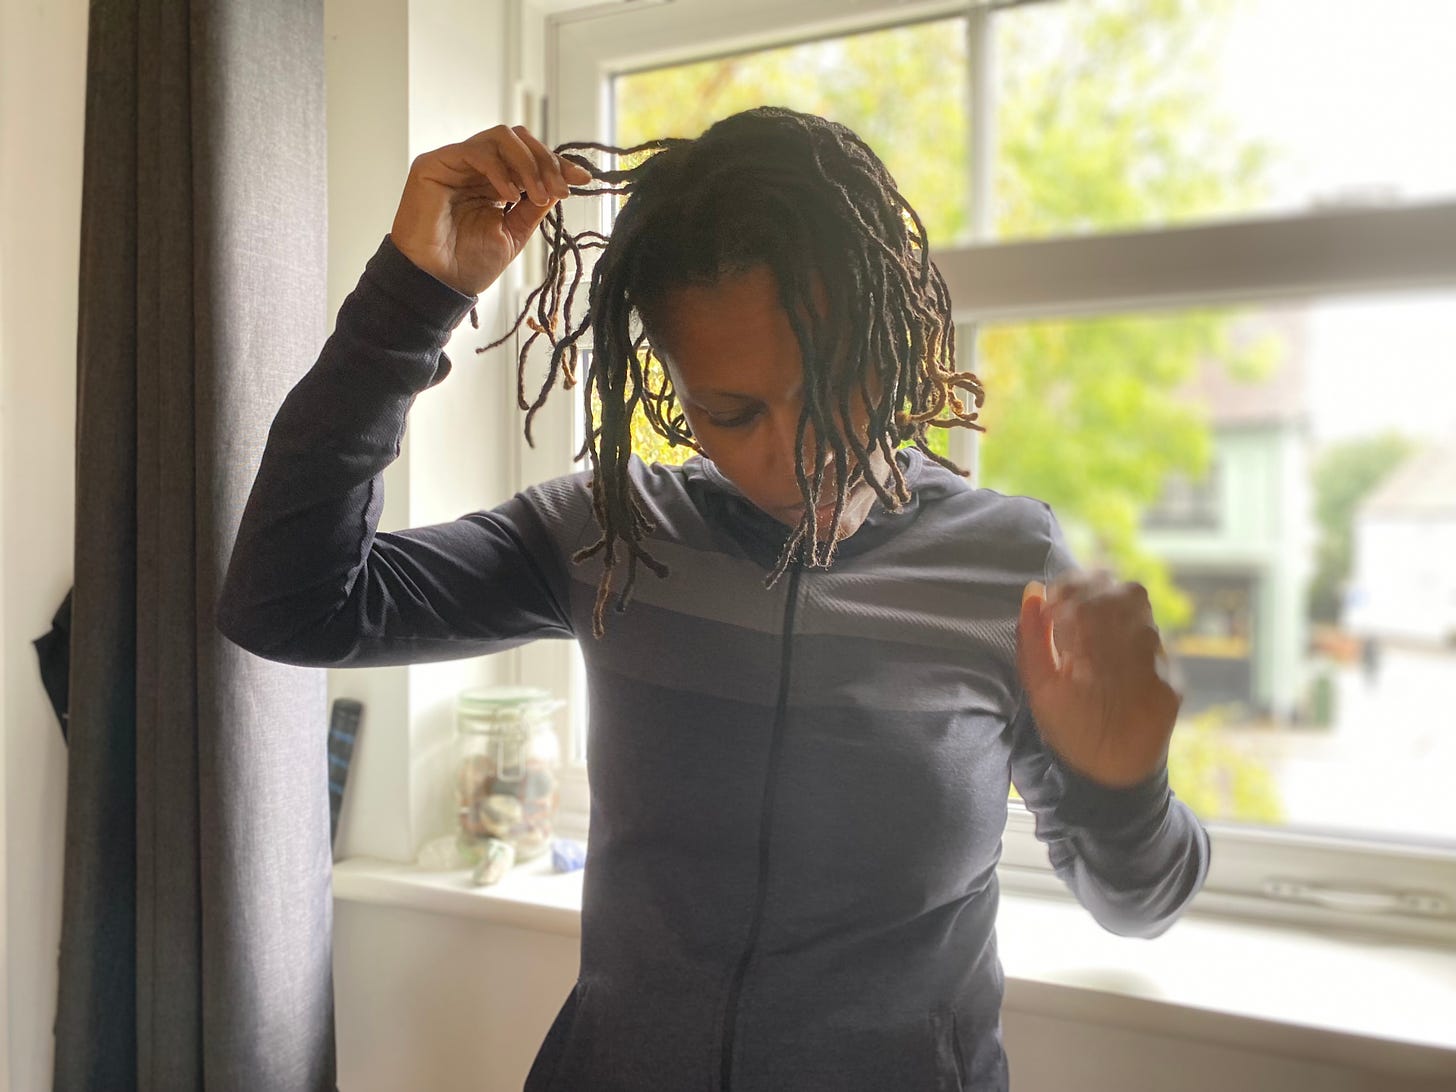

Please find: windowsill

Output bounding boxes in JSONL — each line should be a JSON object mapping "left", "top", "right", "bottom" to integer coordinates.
{"left": 334, "top": 851, "right": 586, "bottom": 938}
{"left": 332, "top": 856, "right": 1456, "bottom": 1080}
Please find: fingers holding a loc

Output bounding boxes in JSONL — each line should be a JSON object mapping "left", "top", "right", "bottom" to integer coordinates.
{"left": 452, "top": 124, "right": 591, "bottom": 206}
{"left": 390, "top": 121, "right": 611, "bottom": 296}
{"left": 507, "top": 125, "right": 588, "bottom": 203}
{"left": 556, "top": 150, "right": 595, "bottom": 188}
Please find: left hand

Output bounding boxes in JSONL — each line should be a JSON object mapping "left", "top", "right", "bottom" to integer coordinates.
{"left": 1016, "top": 571, "right": 1181, "bottom": 789}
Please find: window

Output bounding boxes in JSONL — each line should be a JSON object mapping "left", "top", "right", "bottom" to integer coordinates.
{"left": 993, "top": 0, "right": 1456, "bottom": 239}
{"left": 615, "top": 16, "right": 972, "bottom": 249}
{"left": 1144, "top": 465, "right": 1222, "bottom": 531}
{"left": 539, "top": 0, "right": 1456, "bottom": 938}
{"left": 979, "top": 294, "right": 1456, "bottom": 843}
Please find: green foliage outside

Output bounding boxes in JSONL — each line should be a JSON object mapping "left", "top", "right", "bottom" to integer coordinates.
{"left": 615, "top": 19, "right": 972, "bottom": 242}
{"left": 612, "top": 17, "right": 970, "bottom": 469}
{"left": 1010, "top": 705, "right": 1282, "bottom": 824}
{"left": 608, "top": 0, "right": 1287, "bottom": 822}
{"left": 1307, "top": 433, "right": 1417, "bottom": 623}
{"left": 978, "top": 0, "right": 1272, "bottom": 629}
{"left": 1164, "top": 706, "right": 1282, "bottom": 823}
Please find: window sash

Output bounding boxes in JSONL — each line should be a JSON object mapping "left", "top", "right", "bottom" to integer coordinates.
{"left": 935, "top": 202, "right": 1456, "bottom": 323}
{"left": 527, "top": 0, "right": 1456, "bottom": 941}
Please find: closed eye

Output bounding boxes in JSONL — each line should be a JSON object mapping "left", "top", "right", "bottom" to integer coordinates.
{"left": 706, "top": 409, "right": 760, "bottom": 429}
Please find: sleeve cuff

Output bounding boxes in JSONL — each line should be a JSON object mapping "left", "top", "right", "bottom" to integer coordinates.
{"left": 363, "top": 234, "right": 480, "bottom": 339}
{"left": 1052, "top": 753, "right": 1172, "bottom": 834}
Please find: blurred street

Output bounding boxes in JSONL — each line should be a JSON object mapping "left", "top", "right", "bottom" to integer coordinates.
{"left": 1217, "top": 641, "right": 1456, "bottom": 843}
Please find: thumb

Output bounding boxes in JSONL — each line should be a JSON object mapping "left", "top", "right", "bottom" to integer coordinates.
{"left": 1016, "top": 581, "right": 1059, "bottom": 695}
{"left": 503, "top": 194, "right": 558, "bottom": 254}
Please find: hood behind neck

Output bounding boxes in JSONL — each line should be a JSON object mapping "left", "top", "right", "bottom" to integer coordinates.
{"left": 678, "top": 446, "right": 936, "bottom": 569}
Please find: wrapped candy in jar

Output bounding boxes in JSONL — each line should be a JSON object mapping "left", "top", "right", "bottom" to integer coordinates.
{"left": 455, "top": 686, "right": 564, "bottom": 864}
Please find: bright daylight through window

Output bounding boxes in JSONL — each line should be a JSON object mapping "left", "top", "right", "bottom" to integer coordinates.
{"left": 554, "top": 0, "right": 1456, "bottom": 852}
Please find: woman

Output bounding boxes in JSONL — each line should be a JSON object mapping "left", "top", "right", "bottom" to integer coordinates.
{"left": 218, "top": 107, "right": 1208, "bottom": 1091}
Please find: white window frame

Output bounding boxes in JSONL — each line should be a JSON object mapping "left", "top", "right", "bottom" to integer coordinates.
{"left": 513, "top": 0, "right": 1456, "bottom": 943}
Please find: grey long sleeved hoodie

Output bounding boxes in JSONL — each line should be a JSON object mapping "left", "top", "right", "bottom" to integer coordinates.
{"left": 217, "top": 236, "right": 1211, "bottom": 1092}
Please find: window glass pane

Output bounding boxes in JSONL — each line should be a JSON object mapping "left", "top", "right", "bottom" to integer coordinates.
{"left": 993, "top": 0, "right": 1456, "bottom": 239}
{"left": 614, "top": 18, "right": 969, "bottom": 244}
{"left": 609, "top": 19, "right": 968, "bottom": 468}
{"left": 979, "top": 291, "right": 1456, "bottom": 844}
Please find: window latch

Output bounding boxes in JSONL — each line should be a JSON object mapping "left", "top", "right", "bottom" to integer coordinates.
{"left": 1263, "top": 878, "right": 1450, "bottom": 918}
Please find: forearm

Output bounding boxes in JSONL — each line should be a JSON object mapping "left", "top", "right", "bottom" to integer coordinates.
{"left": 217, "top": 236, "right": 476, "bottom": 655}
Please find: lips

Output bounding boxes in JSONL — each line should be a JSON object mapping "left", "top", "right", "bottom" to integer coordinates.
{"left": 782, "top": 485, "right": 860, "bottom": 514}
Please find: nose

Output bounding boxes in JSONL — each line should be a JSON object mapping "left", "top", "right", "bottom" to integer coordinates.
{"left": 764, "top": 405, "right": 838, "bottom": 489}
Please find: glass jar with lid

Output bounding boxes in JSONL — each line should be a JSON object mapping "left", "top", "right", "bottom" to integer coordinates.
{"left": 455, "top": 685, "right": 564, "bottom": 863}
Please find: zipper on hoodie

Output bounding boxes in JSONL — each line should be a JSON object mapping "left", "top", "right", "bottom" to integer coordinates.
{"left": 718, "top": 560, "right": 803, "bottom": 1092}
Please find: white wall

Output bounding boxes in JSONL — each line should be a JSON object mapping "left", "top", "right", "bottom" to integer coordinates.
{"left": 334, "top": 898, "right": 1452, "bottom": 1092}
{"left": 0, "top": 0, "right": 89, "bottom": 1089}
{"left": 322, "top": 0, "right": 524, "bottom": 869}
{"left": 333, "top": 901, "right": 581, "bottom": 1091}
{"left": 1000, "top": 1010, "right": 1446, "bottom": 1092}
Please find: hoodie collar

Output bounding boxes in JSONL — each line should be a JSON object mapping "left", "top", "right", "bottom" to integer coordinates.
{"left": 678, "top": 447, "right": 930, "bottom": 570}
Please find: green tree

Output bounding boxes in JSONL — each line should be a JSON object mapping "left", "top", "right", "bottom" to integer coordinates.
{"left": 614, "top": 19, "right": 970, "bottom": 243}
{"left": 1165, "top": 706, "right": 1283, "bottom": 824}
{"left": 1307, "top": 433, "right": 1417, "bottom": 623}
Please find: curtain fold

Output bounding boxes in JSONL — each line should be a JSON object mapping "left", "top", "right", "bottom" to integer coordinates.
{"left": 55, "top": 1, "right": 334, "bottom": 1088}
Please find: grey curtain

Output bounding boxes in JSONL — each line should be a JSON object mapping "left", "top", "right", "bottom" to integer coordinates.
{"left": 54, "top": 1, "right": 335, "bottom": 1089}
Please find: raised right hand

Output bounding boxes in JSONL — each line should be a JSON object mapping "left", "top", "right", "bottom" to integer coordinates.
{"left": 389, "top": 123, "right": 593, "bottom": 296}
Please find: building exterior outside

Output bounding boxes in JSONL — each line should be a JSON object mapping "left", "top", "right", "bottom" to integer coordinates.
{"left": 1141, "top": 315, "right": 1315, "bottom": 723}
{"left": 1345, "top": 444, "right": 1456, "bottom": 647}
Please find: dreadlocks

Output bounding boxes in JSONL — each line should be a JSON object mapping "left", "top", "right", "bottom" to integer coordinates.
{"left": 476, "top": 105, "right": 986, "bottom": 639}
